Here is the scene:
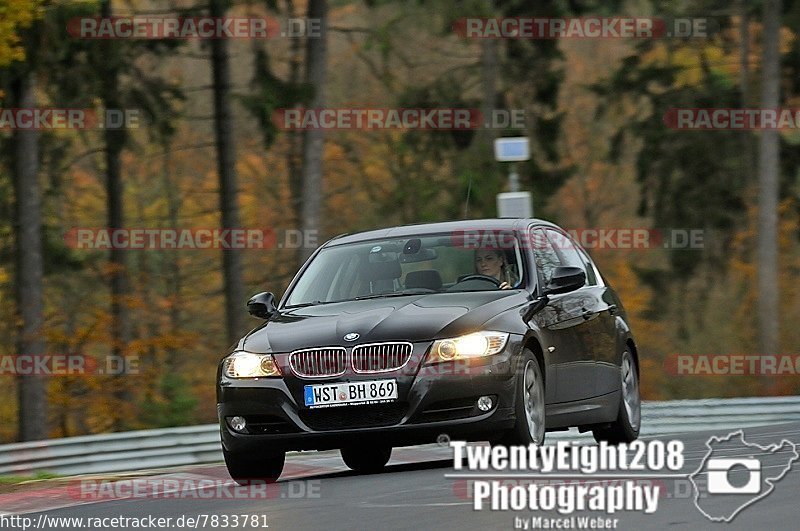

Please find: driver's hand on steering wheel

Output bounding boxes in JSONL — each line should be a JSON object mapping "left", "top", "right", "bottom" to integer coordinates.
{"left": 499, "top": 281, "right": 510, "bottom": 289}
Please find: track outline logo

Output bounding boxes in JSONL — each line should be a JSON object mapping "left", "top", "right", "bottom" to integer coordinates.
{"left": 689, "top": 430, "right": 799, "bottom": 522}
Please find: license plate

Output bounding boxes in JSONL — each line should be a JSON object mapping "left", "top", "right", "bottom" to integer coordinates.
{"left": 304, "top": 379, "right": 397, "bottom": 408}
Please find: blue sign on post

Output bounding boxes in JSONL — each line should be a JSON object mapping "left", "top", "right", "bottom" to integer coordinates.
{"left": 494, "top": 137, "right": 532, "bottom": 217}
{"left": 494, "top": 137, "right": 530, "bottom": 162}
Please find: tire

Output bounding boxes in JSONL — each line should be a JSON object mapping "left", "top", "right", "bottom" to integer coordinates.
{"left": 593, "top": 350, "right": 640, "bottom": 444}
{"left": 499, "top": 348, "right": 546, "bottom": 447}
{"left": 340, "top": 446, "right": 392, "bottom": 473}
{"left": 223, "top": 448, "right": 285, "bottom": 485}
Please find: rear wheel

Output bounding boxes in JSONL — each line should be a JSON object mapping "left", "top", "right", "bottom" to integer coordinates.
{"left": 340, "top": 446, "right": 392, "bottom": 473}
{"left": 223, "top": 448, "right": 285, "bottom": 485}
{"left": 593, "top": 350, "right": 640, "bottom": 444}
{"left": 500, "top": 349, "right": 546, "bottom": 446}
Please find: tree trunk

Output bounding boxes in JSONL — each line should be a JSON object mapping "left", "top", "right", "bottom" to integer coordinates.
{"left": 479, "top": 38, "right": 498, "bottom": 145}
{"left": 12, "top": 69, "right": 47, "bottom": 441}
{"left": 286, "top": 0, "right": 305, "bottom": 269}
{"left": 105, "top": 93, "right": 129, "bottom": 364}
{"left": 210, "top": 0, "right": 246, "bottom": 343}
{"left": 738, "top": 0, "right": 755, "bottom": 184}
{"left": 100, "top": 0, "right": 132, "bottom": 430}
{"left": 757, "top": 0, "right": 781, "bottom": 360}
{"left": 300, "top": 0, "right": 328, "bottom": 262}
{"left": 161, "top": 141, "right": 182, "bottom": 370}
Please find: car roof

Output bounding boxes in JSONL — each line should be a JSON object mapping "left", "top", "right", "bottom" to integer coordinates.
{"left": 325, "top": 218, "right": 561, "bottom": 247}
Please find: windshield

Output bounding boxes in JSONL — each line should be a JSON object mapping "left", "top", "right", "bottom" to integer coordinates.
{"left": 284, "top": 233, "right": 525, "bottom": 307}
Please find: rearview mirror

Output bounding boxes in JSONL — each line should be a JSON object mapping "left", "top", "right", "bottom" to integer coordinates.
{"left": 247, "top": 292, "right": 277, "bottom": 319}
{"left": 544, "top": 266, "right": 585, "bottom": 295}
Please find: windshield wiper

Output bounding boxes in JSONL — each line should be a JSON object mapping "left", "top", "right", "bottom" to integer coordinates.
{"left": 353, "top": 289, "right": 436, "bottom": 301}
{"left": 288, "top": 290, "right": 435, "bottom": 307}
{"left": 284, "top": 300, "right": 328, "bottom": 309}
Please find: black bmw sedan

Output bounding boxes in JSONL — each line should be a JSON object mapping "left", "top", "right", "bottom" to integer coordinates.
{"left": 217, "top": 218, "right": 641, "bottom": 481}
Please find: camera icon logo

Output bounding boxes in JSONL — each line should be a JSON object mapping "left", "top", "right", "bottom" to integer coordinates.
{"left": 690, "top": 430, "right": 799, "bottom": 522}
{"left": 706, "top": 458, "right": 761, "bottom": 494}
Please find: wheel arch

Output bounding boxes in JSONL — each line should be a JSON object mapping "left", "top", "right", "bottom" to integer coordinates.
{"left": 521, "top": 334, "right": 546, "bottom": 379}
{"left": 625, "top": 337, "right": 640, "bottom": 377}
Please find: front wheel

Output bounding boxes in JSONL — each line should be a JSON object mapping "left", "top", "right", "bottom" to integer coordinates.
{"left": 223, "top": 448, "right": 285, "bottom": 485}
{"left": 340, "top": 446, "right": 392, "bottom": 473}
{"left": 500, "top": 349, "right": 546, "bottom": 447}
{"left": 593, "top": 350, "right": 640, "bottom": 444}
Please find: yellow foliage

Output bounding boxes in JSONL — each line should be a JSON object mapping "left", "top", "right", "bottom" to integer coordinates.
{"left": 0, "top": 0, "right": 42, "bottom": 66}
{"left": 641, "top": 17, "right": 796, "bottom": 90}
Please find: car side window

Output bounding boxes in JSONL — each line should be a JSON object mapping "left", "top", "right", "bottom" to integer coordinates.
{"left": 530, "top": 228, "right": 561, "bottom": 286}
{"left": 576, "top": 247, "right": 598, "bottom": 286}
{"left": 545, "top": 229, "right": 596, "bottom": 286}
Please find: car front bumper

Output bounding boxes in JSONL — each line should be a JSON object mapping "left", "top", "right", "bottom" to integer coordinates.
{"left": 217, "top": 336, "right": 523, "bottom": 453}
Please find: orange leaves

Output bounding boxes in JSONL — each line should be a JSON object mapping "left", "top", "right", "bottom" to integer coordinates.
{"left": 0, "top": 0, "right": 42, "bottom": 67}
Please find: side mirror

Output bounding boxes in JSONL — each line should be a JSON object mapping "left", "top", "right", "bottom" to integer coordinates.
{"left": 247, "top": 292, "right": 277, "bottom": 319}
{"left": 544, "top": 266, "right": 586, "bottom": 295}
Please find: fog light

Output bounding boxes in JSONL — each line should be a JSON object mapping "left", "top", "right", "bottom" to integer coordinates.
{"left": 437, "top": 340, "right": 457, "bottom": 361}
{"left": 228, "top": 416, "right": 247, "bottom": 432}
{"left": 477, "top": 396, "right": 493, "bottom": 412}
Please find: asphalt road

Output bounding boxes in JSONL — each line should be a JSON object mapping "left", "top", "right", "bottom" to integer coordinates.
{"left": 13, "top": 422, "right": 800, "bottom": 530}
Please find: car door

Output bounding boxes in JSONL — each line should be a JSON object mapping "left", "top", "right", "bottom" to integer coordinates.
{"left": 527, "top": 227, "right": 594, "bottom": 403}
{"left": 548, "top": 229, "right": 619, "bottom": 397}
{"left": 574, "top": 245, "right": 622, "bottom": 397}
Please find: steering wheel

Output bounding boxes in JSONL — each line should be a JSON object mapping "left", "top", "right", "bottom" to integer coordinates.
{"left": 456, "top": 274, "right": 502, "bottom": 287}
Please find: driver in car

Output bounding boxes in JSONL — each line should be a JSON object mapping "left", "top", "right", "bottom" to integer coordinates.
{"left": 474, "top": 248, "right": 517, "bottom": 289}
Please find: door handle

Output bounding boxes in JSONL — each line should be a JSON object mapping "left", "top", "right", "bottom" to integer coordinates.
{"left": 582, "top": 310, "right": 593, "bottom": 320}
{"left": 607, "top": 304, "right": 618, "bottom": 315}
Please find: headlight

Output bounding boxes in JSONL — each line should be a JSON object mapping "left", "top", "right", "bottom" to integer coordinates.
{"left": 426, "top": 331, "right": 509, "bottom": 364}
{"left": 223, "top": 351, "right": 281, "bottom": 378}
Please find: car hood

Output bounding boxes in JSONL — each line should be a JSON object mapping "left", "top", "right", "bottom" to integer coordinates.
{"left": 241, "top": 291, "right": 527, "bottom": 353}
